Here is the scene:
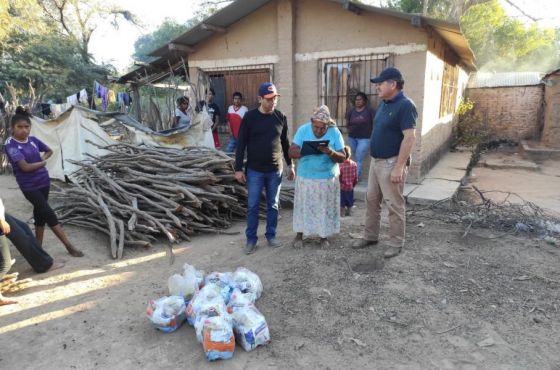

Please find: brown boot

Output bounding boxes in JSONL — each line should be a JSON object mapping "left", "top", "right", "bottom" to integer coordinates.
{"left": 384, "top": 246, "right": 402, "bottom": 258}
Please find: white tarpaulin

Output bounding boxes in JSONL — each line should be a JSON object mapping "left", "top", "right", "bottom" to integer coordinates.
{"left": 30, "top": 107, "right": 115, "bottom": 181}
{"left": 29, "top": 106, "right": 215, "bottom": 181}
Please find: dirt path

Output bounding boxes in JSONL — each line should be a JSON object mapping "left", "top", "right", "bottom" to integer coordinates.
{"left": 1, "top": 174, "right": 559, "bottom": 369}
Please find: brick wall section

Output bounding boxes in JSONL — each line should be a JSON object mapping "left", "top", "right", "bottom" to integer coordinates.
{"left": 542, "top": 74, "right": 560, "bottom": 148}
{"left": 466, "top": 86, "right": 544, "bottom": 142}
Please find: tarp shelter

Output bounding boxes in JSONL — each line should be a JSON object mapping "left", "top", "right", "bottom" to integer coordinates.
{"left": 30, "top": 107, "right": 114, "bottom": 181}
{"left": 30, "top": 105, "right": 214, "bottom": 181}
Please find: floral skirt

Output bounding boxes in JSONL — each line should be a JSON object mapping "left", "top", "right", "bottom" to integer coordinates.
{"left": 293, "top": 176, "right": 340, "bottom": 238}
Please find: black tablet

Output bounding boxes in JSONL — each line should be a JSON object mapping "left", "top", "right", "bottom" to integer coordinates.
{"left": 301, "top": 140, "right": 330, "bottom": 156}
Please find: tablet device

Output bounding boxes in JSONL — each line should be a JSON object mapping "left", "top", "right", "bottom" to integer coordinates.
{"left": 301, "top": 140, "right": 330, "bottom": 156}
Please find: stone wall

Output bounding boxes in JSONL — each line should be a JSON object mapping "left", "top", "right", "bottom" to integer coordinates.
{"left": 466, "top": 86, "right": 544, "bottom": 142}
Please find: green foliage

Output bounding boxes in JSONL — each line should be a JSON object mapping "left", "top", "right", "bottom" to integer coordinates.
{"left": 132, "top": 19, "right": 189, "bottom": 63}
{"left": 460, "top": 0, "right": 560, "bottom": 71}
{"left": 453, "top": 98, "right": 488, "bottom": 147}
{"left": 131, "top": 3, "right": 229, "bottom": 66}
{"left": 0, "top": 30, "right": 114, "bottom": 101}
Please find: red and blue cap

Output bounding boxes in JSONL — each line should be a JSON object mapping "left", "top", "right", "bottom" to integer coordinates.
{"left": 258, "top": 82, "right": 280, "bottom": 98}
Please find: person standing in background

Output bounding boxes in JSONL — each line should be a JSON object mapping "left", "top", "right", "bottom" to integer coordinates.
{"left": 225, "top": 92, "right": 248, "bottom": 153}
{"left": 345, "top": 92, "right": 375, "bottom": 180}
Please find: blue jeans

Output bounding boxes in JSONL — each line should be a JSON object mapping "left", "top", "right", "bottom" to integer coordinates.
{"left": 347, "top": 136, "right": 370, "bottom": 179}
{"left": 246, "top": 168, "right": 283, "bottom": 244}
{"left": 226, "top": 136, "right": 237, "bottom": 153}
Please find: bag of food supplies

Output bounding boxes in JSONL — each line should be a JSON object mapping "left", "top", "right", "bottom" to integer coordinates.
{"left": 146, "top": 296, "right": 187, "bottom": 333}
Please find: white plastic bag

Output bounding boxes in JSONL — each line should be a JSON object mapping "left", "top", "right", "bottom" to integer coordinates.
{"left": 205, "top": 272, "right": 233, "bottom": 303}
{"left": 230, "top": 305, "right": 270, "bottom": 351}
{"left": 199, "top": 316, "right": 235, "bottom": 361}
{"left": 231, "top": 267, "right": 263, "bottom": 302}
{"left": 167, "top": 272, "right": 197, "bottom": 300}
{"left": 146, "top": 296, "right": 187, "bottom": 332}
{"left": 187, "top": 283, "right": 225, "bottom": 328}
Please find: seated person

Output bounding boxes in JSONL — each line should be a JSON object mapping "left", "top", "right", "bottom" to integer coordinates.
{"left": 0, "top": 198, "right": 63, "bottom": 305}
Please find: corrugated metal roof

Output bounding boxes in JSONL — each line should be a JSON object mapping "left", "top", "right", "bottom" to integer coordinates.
{"left": 468, "top": 72, "right": 544, "bottom": 88}
{"left": 119, "top": 0, "right": 477, "bottom": 83}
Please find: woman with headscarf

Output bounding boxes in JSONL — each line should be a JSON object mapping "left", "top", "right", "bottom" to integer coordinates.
{"left": 288, "top": 105, "right": 346, "bottom": 248}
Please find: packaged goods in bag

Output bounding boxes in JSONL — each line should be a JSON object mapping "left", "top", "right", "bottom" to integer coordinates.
{"left": 230, "top": 305, "right": 270, "bottom": 351}
{"left": 204, "top": 272, "right": 233, "bottom": 303}
{"left": 200, "top": 316, "right": 235, "bottom": 361}
{"left": 146, "top": 296, "right": 187, "bottom": 333}
{"left": 187, "top": 284, "right": 225, "bottom": 327}
{"left": 231, "top": 267, "right": 263, "bottom": 302}
{"left": 167, "top": 272, "right": 197, "bottom": 302}
{"left": 227, "top": 288, "right": 254, "bottom": 313}
{"left": 183, "top": 263, "right": 205, "bottom": 289}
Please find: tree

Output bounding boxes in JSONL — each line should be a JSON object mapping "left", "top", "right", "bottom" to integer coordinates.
{"left": 0, "top": 0, "right": 46, "bottom": 54}
{"left": 37, "top": 0, "right": 140, "bottom": 63}
{"left": 132, "top": 19, "right": 188, "bottom": 63}
{"left": 0, "top": 29, "right": 113, "bottom": 101}
{"left": 380, "top": 0, "right": 488, "bottom": 22}
{"left": 131, "top": 2, "right": 232, "bottom": 65}
{"left": 460, "top": 0, "right": 559, "bottom": 71}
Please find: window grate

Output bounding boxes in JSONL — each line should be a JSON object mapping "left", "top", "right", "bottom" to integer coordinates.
{"left": 319, "top": 54, "right": 393, "bottom": 130}
{"left": 440, "top": 63, "right": 459, "bottom": 117}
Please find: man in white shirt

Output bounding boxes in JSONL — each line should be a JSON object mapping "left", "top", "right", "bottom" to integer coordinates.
{"left": 225, "top": 92, "right": 248, "bottom": 153}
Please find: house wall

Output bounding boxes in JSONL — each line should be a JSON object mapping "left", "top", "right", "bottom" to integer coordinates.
{"left": 293, "top": 0, "right": 428, "bottom": 129}
{"left": 414, "top": 32, "right": 469, "bottom": 182}
{"left": 183, "top": 0, "right": 474, "bottom": 183}
{"left": 466, "top": 86, "right": 544, "bottom": 142}
{"left": 293, "top": 0, "right": 430, "bottom": 182}
{"left": 542, "top": 73, "right": 560, "bottom": 148}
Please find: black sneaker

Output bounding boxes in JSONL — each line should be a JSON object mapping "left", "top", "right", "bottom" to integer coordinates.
{"left": 267, "top": 239, "right": 282, "bottom": 248}
{"left": 244, "top": 242, "right": 257, "bottom": 255}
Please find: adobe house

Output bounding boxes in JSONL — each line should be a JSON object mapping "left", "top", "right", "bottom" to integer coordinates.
{"left": 122, "top": 0, "right": 476, "bottom": 183}
{"left": 466, "top": 72, "right": 544, "bottom": 142}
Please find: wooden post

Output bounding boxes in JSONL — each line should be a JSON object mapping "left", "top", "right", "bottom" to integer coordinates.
{"left": 131, "top": 83, "right": 141, "bottom": 122}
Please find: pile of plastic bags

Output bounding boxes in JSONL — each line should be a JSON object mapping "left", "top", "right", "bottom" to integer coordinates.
{"left": 146, "top": 263, "right": 270, "bottom": 361}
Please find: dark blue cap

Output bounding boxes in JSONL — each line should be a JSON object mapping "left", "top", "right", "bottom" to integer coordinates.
{"left": 370, "top": 67, "right": 403, "bottom": 83}
{"left": 258, "top": 82, "right": 280, "bottom": 98}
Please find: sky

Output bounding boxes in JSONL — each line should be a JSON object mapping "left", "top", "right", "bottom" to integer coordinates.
{"left": 89, "top": 0, "right": 560, "bottom": 73}
{"left": 89, "top": 0, "right": 206, "bottom": 72}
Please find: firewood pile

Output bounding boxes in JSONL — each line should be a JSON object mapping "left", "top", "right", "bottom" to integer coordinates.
{"left": 52, "top": 142, "right": 274, "bottom": 259}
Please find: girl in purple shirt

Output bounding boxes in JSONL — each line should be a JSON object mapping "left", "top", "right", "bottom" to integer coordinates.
{"left": 4, "top": 107, "right": 83, "bottom": 257}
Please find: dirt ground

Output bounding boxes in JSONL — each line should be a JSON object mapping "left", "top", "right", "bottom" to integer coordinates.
{"left": 1, "top": 172, "right": 559, "bottom": 370}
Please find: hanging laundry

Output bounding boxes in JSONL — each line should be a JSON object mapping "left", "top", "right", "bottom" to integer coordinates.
{"left": 66, "top": 94, "right": 78, "bottom": 105}
{"left": 49, "top": 103, "right": 71, "bottom": 118}
{"left": 79, "top": 89, "right": 88, "bottom": 104}
{"left": 108, "top": 90, "right": 116, "bottom": 104}
{"left": 94, "top": 80, "right": 109, "bottom": 111}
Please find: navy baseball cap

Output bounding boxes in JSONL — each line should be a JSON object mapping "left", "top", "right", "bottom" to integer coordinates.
{"left": 370, "top": 67, "right": 403, "bottom": 83}
{"left": 258, "top": 82, "right": 280, "bottom": 98}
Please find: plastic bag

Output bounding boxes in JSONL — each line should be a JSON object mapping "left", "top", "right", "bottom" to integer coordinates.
{"left": 146, "top": 296, "right": 187, "bottom": 333}
{"left": 204, "top": 271, "right": 232, "bottom": 288}
{"left": 230, "top": 305, "right": 270, "bottom": 351}
{"left": 204, "top": 272, "right": 233, "bottom": 303}
{"left": 200, "top": 316, "right": 235, "bottom": 361}
{"left": 194, "top": 297, "right": 229, "bottom": 342}
{"left": 227, "top": 288, "right": 255, "bottom": 313}
{"left": 187, "top": 283, "right": 225, "bottom": 327}
{"left": 231, "top": 267, "right": 263, "bottom": 302}
{"left": 167, "top": 273, "right": 197, "bottom": 301}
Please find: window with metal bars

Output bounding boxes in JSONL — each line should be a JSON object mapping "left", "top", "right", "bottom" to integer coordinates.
{"left": 320, "top": 54, "right": 393, "bottom": 130}
{"left": 439, "top": 63, "right": 459, "bottom": 117}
